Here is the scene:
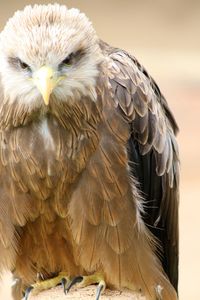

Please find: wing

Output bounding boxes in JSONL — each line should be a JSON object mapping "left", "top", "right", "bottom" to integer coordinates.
{"left": 102, "top": 41, "right": 179, "bottom": 291}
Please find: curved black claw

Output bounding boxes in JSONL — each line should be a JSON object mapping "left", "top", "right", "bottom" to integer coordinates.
{"left": 61, "top": 277, "right": 67, "bottom": 295}
{"left": 66, "top": 276, "right": 83, "bottom": 293}
{"left": 96, "top": 283, "right": 105, "bottom": 300}
{"left": 24, "top": 286, "right": 33, "bottom": 300}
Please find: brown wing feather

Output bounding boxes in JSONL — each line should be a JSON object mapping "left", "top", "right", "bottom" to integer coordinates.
{"left": 104, "top": 43, "right": 179, "bottom": 291}
{"left": 67, "top": 67, "right": 178, "bottom": 299}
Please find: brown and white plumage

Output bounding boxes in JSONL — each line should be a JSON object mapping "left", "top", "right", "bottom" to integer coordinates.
{"left": 0, "top": 4, "right": 179, "bottom": 300}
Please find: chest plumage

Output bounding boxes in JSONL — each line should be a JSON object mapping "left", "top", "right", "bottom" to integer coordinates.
{"left": 0, "top": 98, "right": 101, "bottom": 221}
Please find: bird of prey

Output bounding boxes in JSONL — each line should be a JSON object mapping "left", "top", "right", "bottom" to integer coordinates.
{"left": 0, "top": 4, "right": 179, "bottom": 300}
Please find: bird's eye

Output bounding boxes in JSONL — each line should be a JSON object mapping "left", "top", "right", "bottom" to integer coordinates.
{"left": 61, "top": 53, "right": 73, "bottom": 66}
{"left": 18, "top": 59, "right": 30, "bottom": 70}
{"left": 59, "top": 50, "right": 85, "bottom": 69}
{"left": 8, "top": 57, "right": 31, "bottom": 72}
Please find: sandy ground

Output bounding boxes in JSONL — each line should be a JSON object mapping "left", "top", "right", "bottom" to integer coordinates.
{"left": 0, "top": 273, "right": 145, "bottom": 300}
{"left": 28, "top": 286, "right": 145, "bottom": 300}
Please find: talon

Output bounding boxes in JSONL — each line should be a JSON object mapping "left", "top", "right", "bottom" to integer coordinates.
{"left": 23, "top": 272, "right": 70, "bottom": 298}
{"left": 66, "top": 276, "right": 83, "bottom": 293}
{"left": 24, "top": 286, "right": 33, "bottom": 300}
{"left": 66, "top": 273, "right": 106, "bottom": 299}
{"left": 96, "top": 280, "right": 106, "bottom": 300}
{"left": 61, "top": 277, "right": 67, "bottom": 294}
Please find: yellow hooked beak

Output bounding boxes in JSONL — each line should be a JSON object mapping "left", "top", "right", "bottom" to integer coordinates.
{"left": 33, "top": 66, "right": 63, "bottom": 105}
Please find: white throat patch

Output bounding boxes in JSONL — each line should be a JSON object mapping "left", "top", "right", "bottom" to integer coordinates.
{"left": 39, "top": 118, "right": 55, "bottom": 151}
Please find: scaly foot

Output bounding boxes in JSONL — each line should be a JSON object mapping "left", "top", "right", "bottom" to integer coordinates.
{"left": 66, "top": 273, "right": 106, "bottom": 300}
{"left": 24, "top": 272, "right": 70, "bottom": 299}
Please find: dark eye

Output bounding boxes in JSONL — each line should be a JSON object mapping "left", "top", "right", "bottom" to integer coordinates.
{"left": 59, "top": 50, "right": 85, "bottom": 69}
{"left": 61, "top": 53, "right": 73, "bottom": 66}
{"left": 18, "top": 60, "right": 30, "bottom": 70}
{"left": 8, "top": 57, "right": 31, "bottom": 71}
{"left": 8, "top": 57, "right": 31, "bottom": 72}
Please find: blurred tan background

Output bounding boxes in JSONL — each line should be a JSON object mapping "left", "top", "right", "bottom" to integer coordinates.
{"left": 0, "top": 1, "right": 199, "bottom": 300}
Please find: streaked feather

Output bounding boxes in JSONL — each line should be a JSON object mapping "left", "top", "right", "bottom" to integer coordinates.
{"left": 107, "top": 43, "right": 179, "bottom": 292}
